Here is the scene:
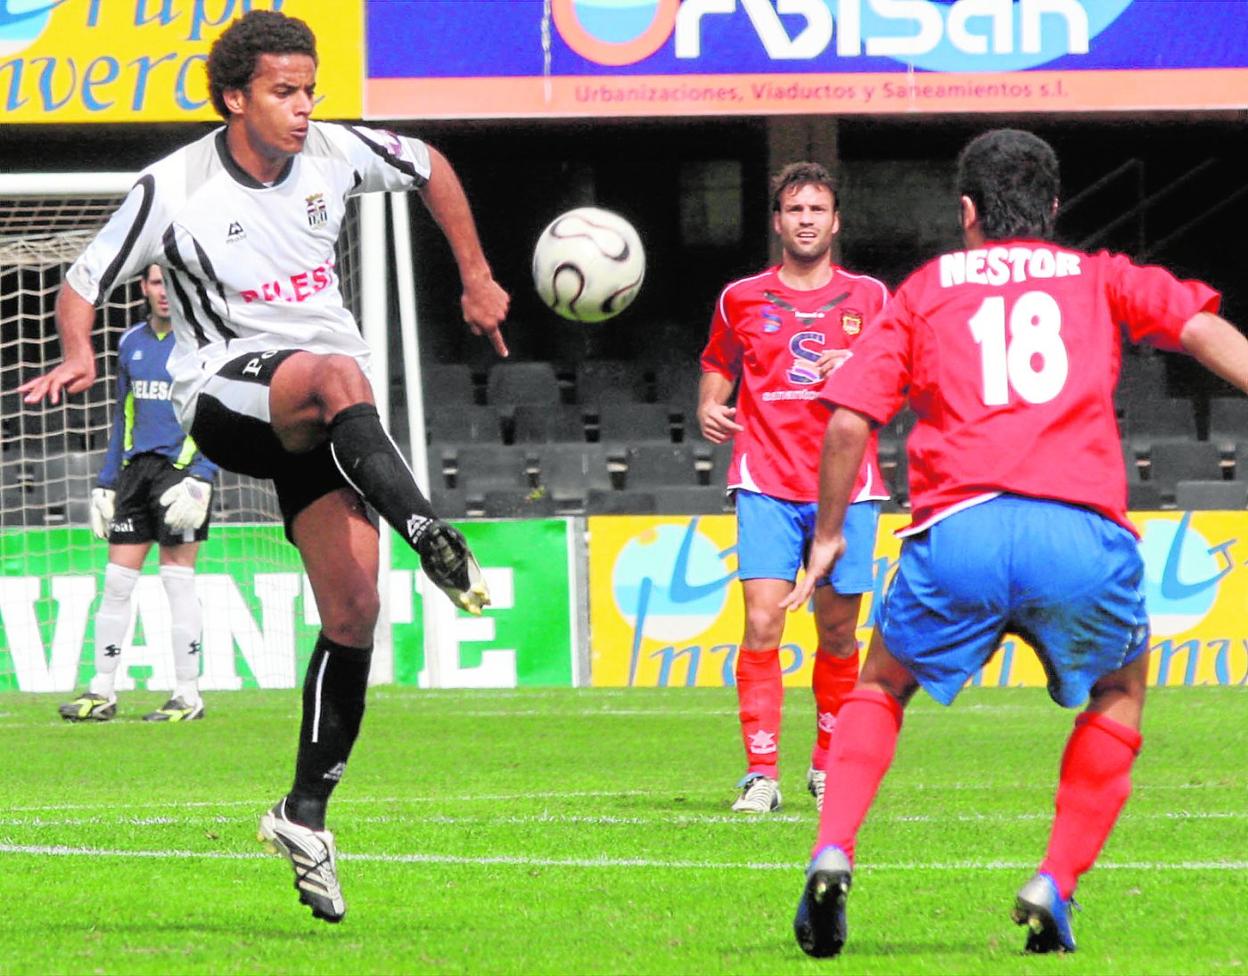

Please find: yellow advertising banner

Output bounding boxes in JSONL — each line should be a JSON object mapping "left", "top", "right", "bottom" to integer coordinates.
{"left": 589, "top": 511, "right": 1248, "bottom": 690}
{"left": 0, "top": 0, "right": 362, "bottom": 123}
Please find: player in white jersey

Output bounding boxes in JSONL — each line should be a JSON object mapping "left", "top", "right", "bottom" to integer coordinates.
{"left": 20, "top": 10, "right": 508, "bottom": 924}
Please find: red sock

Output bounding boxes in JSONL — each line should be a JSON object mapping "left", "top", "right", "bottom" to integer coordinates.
{"left": 810, "top": 646, "right": 860, "bottom": 769}
{"left": 812, "top": 689, "right": 904, "bottom": 864}
{"left": 1040, "top": 712, "right": 1142, "bottom": 899}
{"left": 736, "top": 648, "right": 783, "bottom": 779}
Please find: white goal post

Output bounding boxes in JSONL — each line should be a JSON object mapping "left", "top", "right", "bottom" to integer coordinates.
{"left": 0, "top": 172, "right": 435, "bottom": 691}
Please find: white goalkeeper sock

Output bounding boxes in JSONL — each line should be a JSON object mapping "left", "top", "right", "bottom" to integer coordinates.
{"left": 88, "top": 563, "right": 140, "bottom": 698}
{"left": 161, "top": 564, "right": 203, "bottom": 704}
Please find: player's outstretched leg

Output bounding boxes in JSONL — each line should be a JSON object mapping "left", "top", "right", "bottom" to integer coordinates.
{"left": 258, "top": 798, "right": 346, "bottom": 923}
{"left": 328, "top": 403, "right": 489, "bottom": 614}
{"left": 794, "top": 845, "right": 853, "bottom": 957}
{"left": 1012, "top": 872, "right": 1076, "bottom": 953}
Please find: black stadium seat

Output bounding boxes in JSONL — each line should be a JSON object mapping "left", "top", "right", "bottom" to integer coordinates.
{"left": 486, "top": 361, "right": 560, "bottom": 408}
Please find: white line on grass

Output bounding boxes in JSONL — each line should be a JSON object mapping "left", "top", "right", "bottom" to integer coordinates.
{"left": 1, "top": 843, "right": 1246, "bottom": 873}
{"left": 1, "top": 809, "right": 1243, "bottom": 829}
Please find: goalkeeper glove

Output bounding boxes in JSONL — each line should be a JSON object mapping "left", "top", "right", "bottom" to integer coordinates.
{"left": 89, "top": 487, "right": 115, "bottom": 540}
{"left": 160, "top": 477, "right": 212, "bottom": 532}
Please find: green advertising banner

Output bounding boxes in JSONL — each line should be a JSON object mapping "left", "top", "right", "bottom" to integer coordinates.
{"left": 0, "top": 520, "right": 576, "bottom": 693}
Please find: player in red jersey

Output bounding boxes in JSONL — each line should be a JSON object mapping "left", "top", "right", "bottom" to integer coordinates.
{"left": 782, "top": 129, "right": 1248, "bottom": 958}
{"left": 699, "top": 162, "right": 890, "bottom": 814}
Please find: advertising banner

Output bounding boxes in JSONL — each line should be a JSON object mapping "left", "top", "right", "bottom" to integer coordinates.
{"left": 0, "top": 0, "right": 362, "bottom": 123}
{"left": 588, "top": 511, "right": 1248, "bottom": 689}
{"left": 365, "top": 0, "right": 1248, "bottom": 119}
{"left": 0, "top": 519, "right": 576, "bottom": 692}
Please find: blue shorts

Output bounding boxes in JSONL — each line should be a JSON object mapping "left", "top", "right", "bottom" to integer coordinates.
{"left": 735, "top": 491, "right": 880, "bottom": 595}
{"left": 878, "top": 495, "right": 1150, "bottom": 708}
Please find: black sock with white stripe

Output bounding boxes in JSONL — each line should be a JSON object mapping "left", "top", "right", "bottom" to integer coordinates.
{"left": 287, "top": 632, "right": 372, "bottom": 830}
{"left": 329, "top": 403, "right": 438, "bottom": 552}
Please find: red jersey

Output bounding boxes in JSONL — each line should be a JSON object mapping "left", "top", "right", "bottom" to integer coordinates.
{"left": 701, "top": 265, "right": 891, "bottom": 503}
{"left": 822, "top": 241, "right": 1221, "bottom": 536}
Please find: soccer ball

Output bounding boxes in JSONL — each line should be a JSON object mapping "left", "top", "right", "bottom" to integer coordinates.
{"left": 532, "top": 207, "right": 645, "bottom": 323}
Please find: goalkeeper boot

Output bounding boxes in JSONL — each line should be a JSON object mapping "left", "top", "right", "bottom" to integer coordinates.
{"left": 794, "top": 844, "right": 853, "bottom": 958}
{"left": 806, "top": 766, "right": 827, "bottom": 813}
{"left": 258, "top": 799, "right": 346, "bottom": 924}
{"left": 142, "top": 696, "right": 205, "bottom": 722}
{"left": 58, "top": 691, "right": 116, "bottom": 722}
{"left": 413, "top": 519, "right": 490, "bottom": 615}
{"left": 1012, "top": 872, "right": 1077, "bottom": 953}
{"left": 731, "top": 773, "right": 781, "bottom": 813}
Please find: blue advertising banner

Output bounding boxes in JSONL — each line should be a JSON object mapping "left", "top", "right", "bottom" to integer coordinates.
{"left": 365, "top": 0, "right": 1248, "bottom": 118}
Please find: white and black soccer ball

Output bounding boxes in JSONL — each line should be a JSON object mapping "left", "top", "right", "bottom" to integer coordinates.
{"left": 532, "top": 207, "right": 645, "bottom": 323}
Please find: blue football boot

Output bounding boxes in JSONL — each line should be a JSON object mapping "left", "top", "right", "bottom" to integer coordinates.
{"left": 794, "top": 845, "right": 853, "bottom": 958}
{"left": 1012, "top": 872, "right": 1077, "bottom": 953}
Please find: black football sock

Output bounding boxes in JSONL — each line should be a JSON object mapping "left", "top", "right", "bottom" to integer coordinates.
{"left": 329, "top": 402, "right": 438, "bottom": 552}
{"left": 286, "top": 632, "right": 372, "bottom": 830}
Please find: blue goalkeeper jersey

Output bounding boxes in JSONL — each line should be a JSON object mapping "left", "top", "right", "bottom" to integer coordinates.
{"left": 97, "top": 320, "right": 218, "bottom": 489}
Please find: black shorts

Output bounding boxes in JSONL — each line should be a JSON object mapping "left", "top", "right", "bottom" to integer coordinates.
{"left": 110, "top": 453, "right": 212, "bottom": 547}
{"left": 189, "top": 348, "right": 350, "bottom": 542}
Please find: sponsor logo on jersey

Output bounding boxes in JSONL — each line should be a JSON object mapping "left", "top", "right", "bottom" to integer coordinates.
{"left": 226, "top": 221, "right": 246, "bottom": 243}
{"left": 240, "top": 260, "right": 336, "bottom": 305}
{"left": 132, "top": 350, "right": 143, "bottom": 361}
{"left": 305, "top": 192, "right": 328, "bottom": 228}
{"left": 841, "top": 310, "right": 863, "bottom": 336}
{"left": 131, "top": 379, "right": 172, "bottom": 400}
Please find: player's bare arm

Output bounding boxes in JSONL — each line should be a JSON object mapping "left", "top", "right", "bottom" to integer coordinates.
{"left": 19, "top": 283, "right": 97, "bottom": 405}
{"left": 419, "top": 147, "right": 510, "bottom": 358}
{"left": 815, "top": 348, "right": 852, "bottom": 377}
{"left": 781, "top": 407, "right": 871, "bottom": 611}
{"left": 696, "top": 370, "right": 743, "bottom": 442}
{"left": 1180, "top": 311, "right": 1248, "bottom": 391}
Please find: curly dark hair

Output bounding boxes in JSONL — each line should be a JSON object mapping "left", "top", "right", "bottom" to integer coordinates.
{"left": 956, "top": 129, "right": 1060, "bottom": 242}
{"left": 770, "top": 161, "right": 838, "bottom": 212}
{"left": 206, "top": 10, "right": 318, "bottom": 119}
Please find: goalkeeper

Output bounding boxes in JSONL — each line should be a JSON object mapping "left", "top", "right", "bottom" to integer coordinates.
{"left": 59, "top": 264, "right": 217, "bottom": 725}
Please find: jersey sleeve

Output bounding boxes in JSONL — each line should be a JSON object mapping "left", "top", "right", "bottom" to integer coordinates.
{"left": 700, "top": 287, "right": 743, "bottom": 380}
{"left": 187, "top": 448, "right": 218, "bottom": 483}
{"left": 1102, "top": 252, "right": 1221, "bottom": 352}
{"left": 97, "top": 341, "right": 131, "bottom": 489}
{"left": 819, "top": 284, "right": 912, "bottom": 427}
{"left": 65, "top": 173, "right": 168, "bottom": 306}
{"left": 315, "top": 122, "right": 433, "bottom": 195}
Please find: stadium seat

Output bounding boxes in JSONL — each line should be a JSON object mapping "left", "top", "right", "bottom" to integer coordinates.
{"left": 699, "top": 440, "right": 733, "bottom": 487}
{"left": 1207, "top": 397, "right": 1248, "bottom": 454}
{"left": 430, "top": 485, "right": 469, "bottom": 519}
{"left": 1144, "top": 440, "right": 1223, "bottom": 495}
{"left": 586, "top": 488, "right": 657, "bottom": 514}
{"left": 1174, "top": 479, "right": 1248, "bottom": 510}
{"left": 486, "top": 361, "right": 561, "bottom": 408}
{"left": 481, "top": 488, "right": 558, "bottom": 518}
{"left": 511, "top": 403, "right": 586, "bottom": 444}
{"left": 652, "top": 361, "right": 699, "bottom": 407}
{"left": 1115, "top": 352, "right": 1168, "bottom": 413}
{"left": 422, "top": 363, "right": 478, "bottom": 405}
{"left": 596, "top": 403, "right": 674, "bottom": 446}
{"left": 624, "top": 444, "right": 700, "bottom": 488}
{"left": 442, "top": 444, "right": 532, "bottom": 494}
{"left": 575, "top": 359, "right": 648, "bottom": 404}
{"left": 426, "top": 404, "right": 503, "bottom": 445}
{"left": 651, "top": 485, "right": 731, "bottom": 515}
{"left": 533, "top": 444, "right": 613, "bottom": 509}
{"left": 1127, "top": 482, "right": 1165, "bottom": 510}
{"left": 1128, "top": 398, "right": 1197, "bottom": 455}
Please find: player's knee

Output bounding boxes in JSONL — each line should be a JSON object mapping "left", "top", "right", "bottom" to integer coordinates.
{"left": 102, "top": 563, "right": 141, "bottom": 604}
{"left": 319, "top": 584, "right": 380, "bottom": 646}
{"left": 313, "top": 355, "right": 372, "bottom": 414}
{"left": 816, "top": 623, "right": 857, "bottom": 658}
{"left": 743, "top": 605, "right": 784, "bottom": 647}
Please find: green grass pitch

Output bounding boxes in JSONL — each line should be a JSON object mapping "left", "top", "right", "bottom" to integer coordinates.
{"left": 0, "top": 686, "right": 1244, "bottom": 974}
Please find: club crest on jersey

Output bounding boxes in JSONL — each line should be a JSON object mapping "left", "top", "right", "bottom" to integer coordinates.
{"left": 841, "top": 310, "right": 863, "bottom": 336}
{"left": 226, "top": 221, "right": 246, "bottom": 243}
{"left": 305, "top": 193, "right": 328, "bottom": 228}
{"left": 762, "top": 308, "right": 783, "bottom": 334}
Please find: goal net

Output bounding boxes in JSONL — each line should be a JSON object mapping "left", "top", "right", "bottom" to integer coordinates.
{"left": 0, "top": 176, "right": 365, "bottom": 695}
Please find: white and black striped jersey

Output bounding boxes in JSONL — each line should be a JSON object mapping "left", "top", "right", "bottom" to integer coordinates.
{"left": 66, "top": 121, "right": 432, "bottom": 428}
